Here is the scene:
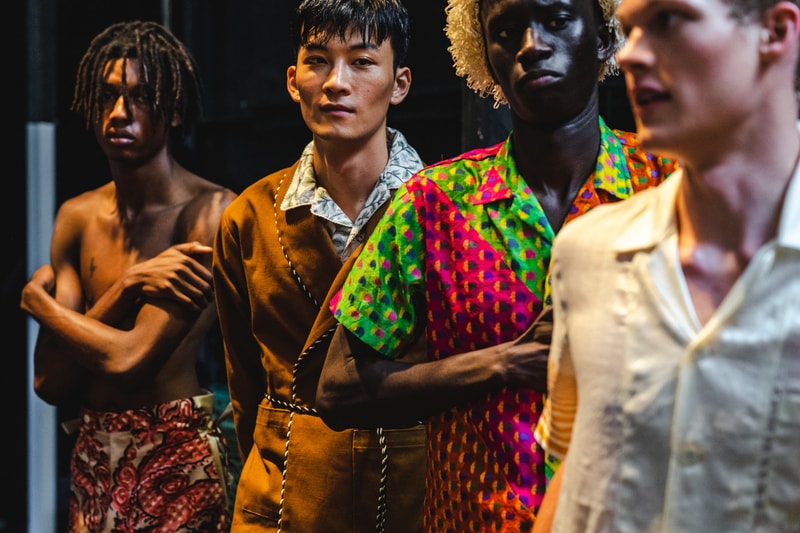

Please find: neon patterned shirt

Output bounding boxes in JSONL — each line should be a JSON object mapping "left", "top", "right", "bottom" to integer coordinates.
{"left": 331, "top": 118, "right": 677, "bottom": 532}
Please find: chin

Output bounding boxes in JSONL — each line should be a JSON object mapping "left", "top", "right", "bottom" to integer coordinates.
{"left": 635, "top": 122, "right": 668, "bottom": 152}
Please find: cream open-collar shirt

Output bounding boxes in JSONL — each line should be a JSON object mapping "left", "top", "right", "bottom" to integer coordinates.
{"left": 537, "top": 151, "right": 800, "bottom": 532}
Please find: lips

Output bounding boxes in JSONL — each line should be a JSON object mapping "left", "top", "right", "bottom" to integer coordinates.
{"left": 519, "top": 70, "right": 560, "bottom": 88}
{"left": 632, "top": 88, "right": 668, "bottom": 107}
{"left": 320, "top": 103, "right": 353, "bottom": 113}
{"left": 105, "top": 129, "right": 135, "bottom": 141}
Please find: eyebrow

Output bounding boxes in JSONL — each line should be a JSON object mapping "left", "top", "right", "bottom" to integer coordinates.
{"left": 303, "top": 39, "right": 380, "bottom": 52}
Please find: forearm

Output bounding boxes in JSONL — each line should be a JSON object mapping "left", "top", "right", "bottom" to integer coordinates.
{"left": 317, "top": 325, "right": 511, "bottom": 430}
{"left": 318, "top": 305, "right": 553, "bottom": 430}
{"left": 32, "top": 325, "right": 90, "bottom": 405}
{"left": 28, "top": 283, "right": 196, "bottom": 382}
{"left": 83, "top": 274, "right": 138, "bottom": 324}
{"left": 25, "top": 263, "right": 155, "bottom": 399}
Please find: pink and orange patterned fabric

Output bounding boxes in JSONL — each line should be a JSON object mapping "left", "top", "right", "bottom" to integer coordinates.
{"left": 332, "top": 118, "right": 677, "bottom": 532}
{"left": 69, "top": 393, "right": 231, "bottom": 532}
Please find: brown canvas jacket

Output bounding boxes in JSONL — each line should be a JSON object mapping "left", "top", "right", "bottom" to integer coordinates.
{"left": 213, "top": 161, "right": 426, "bottom": 533}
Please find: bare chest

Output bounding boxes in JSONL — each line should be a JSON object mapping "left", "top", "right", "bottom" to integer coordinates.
{"left": 682, "top": 250, "right": 745, "bottom": 325}
{"left": 79, "top": 205, "right": 185, "bottom": 306}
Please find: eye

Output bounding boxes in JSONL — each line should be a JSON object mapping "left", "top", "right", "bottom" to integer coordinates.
{"left": 99, "top": 88, "right": 119, "bottom": 105}
{"left": 130, "top": 92, "right": 151, "bottom": 107}
{"left": 547, "top": 14, "right": 571, "bottom": 30}
{"left": 353, "top": 57, "right": 376, "bottom": 67}
{"left": 304, "top": 55, "right": 328, "bottom": 66}
{"left": 494, "top": 23, "right": 523, "bottom": 43}
{"left": 654, "top": 10, "right": 679, "bottom": 31}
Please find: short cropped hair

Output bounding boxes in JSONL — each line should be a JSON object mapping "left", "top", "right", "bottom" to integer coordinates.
{"left": 71, "top": 20, "right": 202, "bottom": 142}
{"left": 292, "top": 0, "right": 411, "bottom": 69}
{"left": 722, "top": 0, "right": 800, "bottom": 104}
{"left": 726, "top": 0, "right": 798, "bottom": 19}
{"left": 445, "top": 0, "right": 622, "bottom": 107}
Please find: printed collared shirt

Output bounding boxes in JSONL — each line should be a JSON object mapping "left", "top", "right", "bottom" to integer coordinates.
{"left": 280, "top": 127, "right": 424, "bottom": 261}
{"left": 331, "top": 117, "right": 677, "bottom": 532}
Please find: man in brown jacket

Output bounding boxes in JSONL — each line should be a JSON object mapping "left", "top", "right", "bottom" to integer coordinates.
{"left": 211, "top": 0, "right": 426, "bottom": 531}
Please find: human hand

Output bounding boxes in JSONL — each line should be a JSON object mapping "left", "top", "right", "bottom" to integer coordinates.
{"left": 503, "top": 306, "right": 553, "bottom": 393}
{"left": 20, "top": 264, "right": 56, "bottom": 315}
{"left": 124, "top": 242, "right": 213, "bottom": 312}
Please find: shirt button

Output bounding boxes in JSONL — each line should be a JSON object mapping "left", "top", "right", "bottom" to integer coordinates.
{"left": 676, "top": 442, "right": 707, "bottom": 466}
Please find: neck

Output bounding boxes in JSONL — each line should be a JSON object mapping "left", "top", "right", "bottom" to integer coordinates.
{"left": 312, "top": 128, "right": 390, "bottom": 222}
{"left": 509, "top": 102, "right": 601, "bottom": 232}
{"left": 678, "top": 121, "right": 800, "bottom": 257}
{"left": 510, "top": 101, "right": 600, "bottom": 193}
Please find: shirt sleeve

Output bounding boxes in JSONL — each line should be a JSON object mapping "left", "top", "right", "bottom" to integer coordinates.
{"left": 332, "top": 182, "right": 426, "bottom": 358}
{"left": 212, "top": 210, "right": 264, "bottom": 458}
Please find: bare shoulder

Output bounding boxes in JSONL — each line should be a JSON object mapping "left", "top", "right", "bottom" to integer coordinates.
{"left": 176, "top": 173, "right": 237, "bottom": 245}
{"left": 52, "top": 182, "right": 116, "bottom": 243}
{"left": 56, "top": 182, "right": 115, "bottom": 221}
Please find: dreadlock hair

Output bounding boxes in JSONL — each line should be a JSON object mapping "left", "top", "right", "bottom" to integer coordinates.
{"left": 71, "top": 20, "right": 202, "bottom": 144}
{"left": 292, "top": 0, "right": 411, "bottom": 70}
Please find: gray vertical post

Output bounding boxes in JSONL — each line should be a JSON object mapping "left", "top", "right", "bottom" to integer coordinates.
{"left": 27, "top": 1, "right": 57, "bottom": 532}
{"left": 162, "top": 0, "right": 172, "bottom": 29}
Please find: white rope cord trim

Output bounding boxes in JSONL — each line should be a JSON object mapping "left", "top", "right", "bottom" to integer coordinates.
{"left": 376, "top": 426, "right": 388, "bottom": 531}
{"left": 274, "top": 175, "right": 320, "bottom": 309}
{"left": 271, "top": 178, "right": 389, "bottom": 532}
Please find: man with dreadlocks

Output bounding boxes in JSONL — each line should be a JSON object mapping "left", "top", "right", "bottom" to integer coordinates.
{"left": 21, "top": 20, "right": 235, "bottom": 531}
{"left": 315, "top": 0, "right": 677, "bottom": 531}
{"left": 211, "top": 0, "right": 426, "bottom": 531}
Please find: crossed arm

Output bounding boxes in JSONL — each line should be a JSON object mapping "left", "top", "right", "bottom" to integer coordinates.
{"left": 22, "top": 241, "right": 215, "bottom": 405}
{"left": 315, "top": 306, "right": 554, "bottom": 430}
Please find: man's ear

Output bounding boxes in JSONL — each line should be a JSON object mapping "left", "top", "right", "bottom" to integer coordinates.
{"left": 390, "top": 66, "right": 412, "bottom": 105}
{"left": 287, "top": 64, "right": 301, "bottom": 103}
{"left": 759, "top": 1, "right": 800, "bottom": 60}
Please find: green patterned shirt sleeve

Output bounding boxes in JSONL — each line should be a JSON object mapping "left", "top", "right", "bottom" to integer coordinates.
{"left": 333, "top": 180, "right": 427, "bottom": 358}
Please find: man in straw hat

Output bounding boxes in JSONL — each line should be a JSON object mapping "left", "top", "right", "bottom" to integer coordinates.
{"left": 317, "top": 0, "right": 677, "bottom": 530}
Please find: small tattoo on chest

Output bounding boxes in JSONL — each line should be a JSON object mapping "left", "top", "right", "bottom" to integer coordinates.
{"left": 89, "top": 257, "right": 96, "bottom": 277}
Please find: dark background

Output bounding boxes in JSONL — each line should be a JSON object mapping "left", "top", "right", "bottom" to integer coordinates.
{"left": 5, "top": 1, "right": 634, "bottom": 531}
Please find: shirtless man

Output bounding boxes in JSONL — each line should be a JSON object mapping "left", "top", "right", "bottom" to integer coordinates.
{"left": 21, "top": 21, "right": 235, "bottom": 532}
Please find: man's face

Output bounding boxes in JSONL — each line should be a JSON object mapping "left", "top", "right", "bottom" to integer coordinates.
{"left": 480, "top": 0, "right": 608, "bottom": 125}
{"left": 616, "top": 0, "right": 762, "bottom": 162}
{"left": 94, "top": 58, "right": 171, "bottom": 163}
{"left": 287, "top": 27, "right": 410, "bottom": 146}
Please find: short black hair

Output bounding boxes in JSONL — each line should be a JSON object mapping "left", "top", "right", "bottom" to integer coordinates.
{"left": 292, "top": 0, "right": 411, "bottom": 69}
{"left": 71, "top": 20, "right": 202, "bottom": 142}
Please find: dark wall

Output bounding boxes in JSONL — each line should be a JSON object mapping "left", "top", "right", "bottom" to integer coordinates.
{"left": 5, "top": 1, "right": 29, "bottom": 532}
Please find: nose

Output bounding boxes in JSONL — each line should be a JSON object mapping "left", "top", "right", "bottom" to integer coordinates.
{"left": 518, "top": 25, "right": 551, "bottom": 60}
{"left": 617, "top": 27, "right": 651, "bottom": 73}
{"left": 322, "top": 59, "right": 351, "bottom": 94}
{"left": 109, "top": 94, "right": 130, "bottom": 120}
